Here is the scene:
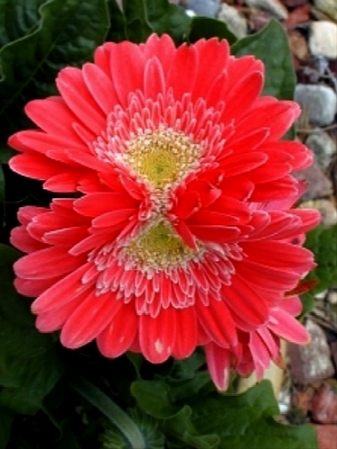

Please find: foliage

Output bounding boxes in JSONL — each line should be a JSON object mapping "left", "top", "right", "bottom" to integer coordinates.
{"left": 0, "top": 1, "right": 320, "bottom": 448}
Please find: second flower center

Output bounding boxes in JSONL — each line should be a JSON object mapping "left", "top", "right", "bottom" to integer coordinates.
{"left": 125, "top": 221, "right": 196, "bottom": 270}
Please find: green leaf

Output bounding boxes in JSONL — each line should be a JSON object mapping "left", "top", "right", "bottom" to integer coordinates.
{"left": 0, "top": 244, "right": 63, "bottom": 414}
{"left": 163, "top": 406, "right": 219, "bottom": 449}
{"left": 101, "top": 407, "right": 165, "bottom": 449}
{"left": 69, "top": 373, "right": 146, "bottom": 449}
{"left": 304, "top": 224, "right": 337, "bottom": 294}
{"left": 191, "top": 381, "right": 318, "bottom": 449}
{"left": 0, "top": 0, "right": 46, "bottom": 49}
{"left": 186, "top": 16, "right": 237, "bottom": 45}
{"left": 0, "top": 407, "right": 15, "bottom": 449}
{"left": 107, "top": 0, "right": 190, "bottom": 44}
{"left": 0, "top": 0, "right": 110, "bottom": 151}
{"left": 131, "top": 380, "right": 179, "bottom": 419}
{"left": 232, "top": 20, "right": 296, "bottom": 100}
{"left": 145, "top": 0, "right": 191, "bottom": 43}
{"left": 0, "top": 164, "right": 4, "bottom": 228}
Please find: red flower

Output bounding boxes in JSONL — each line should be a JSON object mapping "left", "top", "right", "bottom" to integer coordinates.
{"left": 9, "top": 34, "right": 320, "bottom": 389}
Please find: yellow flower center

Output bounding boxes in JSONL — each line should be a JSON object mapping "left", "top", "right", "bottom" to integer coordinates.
{"left": 125, "top": 222, "right": 196, "bottom": 269}
{"left": 124, "top": 129, "right": 200, "bottom": 189}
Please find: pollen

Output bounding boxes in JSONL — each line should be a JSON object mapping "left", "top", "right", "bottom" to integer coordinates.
{"left": 124, "top": 129, "right": 200, "bottom": 189}
{"left": 125, "top": 221, "right": 196, "bottom": 270}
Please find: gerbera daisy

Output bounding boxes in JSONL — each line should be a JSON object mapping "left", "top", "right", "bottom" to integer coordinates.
{"left": 8, "top": 34, "right": 320, "bottom": 389}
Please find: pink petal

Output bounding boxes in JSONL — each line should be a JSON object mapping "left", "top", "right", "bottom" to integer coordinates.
{"left": 268, "top": 308, "right": 310, "bottom": 344}
{"left": 205, "top": 342, "right": 232, "bottom": 391}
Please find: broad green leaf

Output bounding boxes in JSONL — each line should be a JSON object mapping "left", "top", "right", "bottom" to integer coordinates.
{"left": 145, "top": 0, "right": 190, "bottom": 43}
{"left": 186, "top": 16, "right": 237, "bottom": 45}
{"left": 0, "top": 244, "right": 63, "bottom": 414}
{"left": 304, "top": 224, "right": 337, "bottom": 294}
{"left": 0, "top": 0, "right": 110, "bottom": 151}
{"left": 232, "top": 20, "right": 296, "bottom": 100}
{"left": 163, "top": 406, "right": 219, "bottom": 449}
{"left": 0, "top": 0, "right": 46, "bottom": 49}
{"left": 0, "top": 407, "right": 15, "bottom": 449}
{"left": 0, "top": 146, "right": 15, "bottom": 164}
{"left": 131, "top": 380, "right": 179, "bottom": 419}
{"left": 191, "top": 381, "right": 318, "bottom": 449}
{"left": 107, "top": 0, "right": 190, "bottom": 44}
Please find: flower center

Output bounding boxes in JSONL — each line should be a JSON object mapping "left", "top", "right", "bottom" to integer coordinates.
{"left": 124, "top": 129, "right": 200, "bottom": 190}
{"left": 124, "top": 221, "right": 196, "bottom": 270}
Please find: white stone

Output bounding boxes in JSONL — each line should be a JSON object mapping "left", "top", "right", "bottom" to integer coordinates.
{"left": 218, "top": 4, "right": 248, "bottom": 38}
{"left": 313, "top": 0, "right": 337, "bottom": 21}
{"left": 245, "top": 0, "right": 288, "bottom": 20}
{"left": 295, "top": 84, "right": 337, "bottom": 126}
{"left": 306, "top": 129, "right": 337, "bottom": 169}
{"left": 309, "top": 21, "right": 337, "bottom": 60}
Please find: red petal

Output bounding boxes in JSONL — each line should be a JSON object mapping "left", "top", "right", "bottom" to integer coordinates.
{"left": 167, "top": 44, "right": 198, "bottom": 98}
{"left": 56, "top": 67, "right": 106, "bottom": 134}
{"left": 172, "top": 307, "right": 198, "bottom": 359}
{"left": 31, "top": 263, "right": 92, "bottom": 313}
{"left": 196, "top": 299, "right": 237, "bottom": 348}
{"left": 144, "top": 57, "right": 166, "bottom": 99}
{"left": 74, "top": 193, "right": 137, "bottom": 217}
{"left": 139, "top": 307, "right": 177, "bottom": 363}
{"left": 222, "top": 275, "right": 269, "bottom": 328}
{"left": 25, "top": 97, "right": 81, "bottom": 140}
{"left": 96, "top": 303, "right": 138, "bottom": 358}
{"left": 14, "top": 247, "right": 85, "bottom": 280}
{"left": 61, "top": 292, "right": 123, "bottom": 348}
{"left": 82, "top": 63, "right": 118, "bottom": 114}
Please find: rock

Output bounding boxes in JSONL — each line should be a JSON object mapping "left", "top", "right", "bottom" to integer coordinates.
{"left": 331, "top": 341, "right": 337, "bottom": 368}
{"left": 309, "top": 21, "right": 337, "bottom": 60}
{"left": 218, "top": 4, "right": 248, "bottom": 38}
{"left": 291, "top": 385, "right": 316, "bottom": 415}
{"left": 300, "top": 199, "right": 337, "bottom": 226}
{"left": 295, "top": 84, "right": 337, "bottom": 126}
{"left": 245, "top": 0, "right": 288, "bottom": 19}
{"left": 284, "top": 4, "right": 311, "bottom": 29}
{"left": 306, "top": 129, "right": 336, "bottom": 170}
{"left": 283, "top": 0, "right": 308, "bottom": 6}
{"left": 295, "top": 159, "right": 333, "bottom": 201}
{"left": 327, "top": 291, "right": 337, "bottom": 306}
{"left": 288, "top": 29, "right": 310, "bottom": 64}
{"left": 314, "top": 425, "right": 337, "bottom": 449}
{"left": 311, "top": 382, "right": 337, "bottom": 424}
{"left": 249, "top": 9, "right": 273, "bottom": 31}
{"left": 181, "top": 0, "right": 221, "bottom": 17}
{"left": 313, "top": 0, "right": 337, "bottom": 21}
{"left": 288, "top": 319, "right": 335, "bottom": 385}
